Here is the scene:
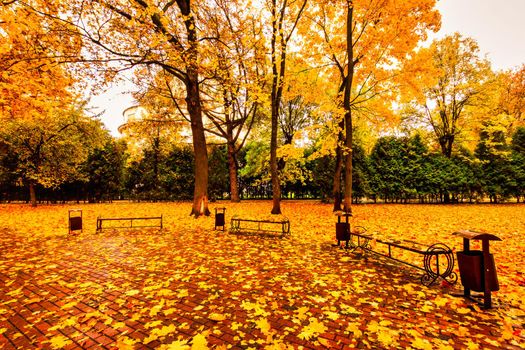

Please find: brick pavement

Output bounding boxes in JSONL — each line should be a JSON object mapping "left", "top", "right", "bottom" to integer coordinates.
{"left": 0, "top": 223, "right": 523, "bottom": 349}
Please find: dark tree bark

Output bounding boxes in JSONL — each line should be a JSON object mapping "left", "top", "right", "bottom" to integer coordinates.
{"left": 29, "top": 182, "right": 37, "bottom": 208}
{"left": 177, "top": 0, "right": 210, "bottom": 217}
{"left": 269, "top": 0, "right": 307, "bottom": 214}
{"left": 227, "top": 141, "right": 240, "bottom": 202}
{"left": 342, "top": 2, "right": 354, "bottom": 213}
{"left": 332, "top": 119, "right": 344, "bottom": 211}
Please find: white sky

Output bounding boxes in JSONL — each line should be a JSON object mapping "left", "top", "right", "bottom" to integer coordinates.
{"left": 433, "top": 0, "right": 525, "bottom": 71}
{"left": 91, "top": 0, "right": 525, "bottom": 136}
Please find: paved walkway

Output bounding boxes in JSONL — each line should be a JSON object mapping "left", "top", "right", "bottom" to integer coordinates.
{"left": 0, "top": 223, "right": 523, "bottom": 349}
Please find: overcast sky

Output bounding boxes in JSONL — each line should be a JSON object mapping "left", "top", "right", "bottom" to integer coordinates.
{"left": 91, "top": 0, "right": 525, "bottom": 136}
{"left": 433, "top": 0, "right": 525, "bottom": 71}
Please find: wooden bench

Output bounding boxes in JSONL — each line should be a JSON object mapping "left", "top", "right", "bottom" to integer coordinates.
{"left": 230, "top": 216, "right": 290, "bottom": 236}
{"left": 348, "top": 230, "right": 458, "bottom": 287}
{"left": 96, "top": 215, "right": 163, "bottom": 232}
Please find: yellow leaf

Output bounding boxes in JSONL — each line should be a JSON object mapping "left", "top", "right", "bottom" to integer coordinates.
{"left": 0, "top": 328, "right": 6, "bottom": 334}
{"left": 367, "top": 320, "right": 379, "bottom": 333}
{"left": 144, "top": 320, "right": 163, "bottom": 329}
{"left": 318, "top": 338, "right": 331, "bottom": 347}
{"left": 125, "top": 289, "right": 140, "bottom": 296}
{"left": 177, "top": 289, "right": 189, "bottom": 298}
{"left": 466, "top": 341, "right": 480, "bottom": 350}
{"left": 347, "top": 323, "right": 362, "bottom": 338}
{"left": 49, "top": 335, "right": 72, "bottom": 349}
{"left": 298, "top": 318, "right": 327, "bottom": 340}
{"left": 379, "top": 320, "right": 392, "bottom": 327}
{"left": 457, "top": 307, "right": 471, "bottom": 314}
{"left": 164, "top": 308, "right": 177, "bottom": 316}
{"left": 377, "top": 331, "right": 394, "bottom": 347}
{"left": 150, "top": 300, "right": 165, "bottom": 316}
{"left": 255, "top": 318, "right": 271, "bottom": 335}
{"left": 433, "top": 296, "right": 449, "bottom": 307}
{"left": 324, "top": 311, "right": 339, "bottom": 320}
{"left": 116, "top": 336, "right": 137, "bottom": 350}
{"left": 191, "top": 331, "right": 209, "bottom": 349}
{"left": 160, "top": 340, "right": 190, "bottom": 350}
{"left": 208, "top": 313, "right": 226, "bottom": 321}
{"left": 411, "top": 337, "right": 433, "bottom": 350}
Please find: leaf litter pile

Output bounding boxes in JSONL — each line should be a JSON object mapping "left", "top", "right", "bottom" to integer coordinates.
{"left": 0, "top": 202, "right": 523, "bottom": 349}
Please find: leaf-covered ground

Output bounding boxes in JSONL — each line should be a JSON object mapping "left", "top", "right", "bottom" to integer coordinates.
{"left": 0, "top": 201, "right": 523, "bottom": 349}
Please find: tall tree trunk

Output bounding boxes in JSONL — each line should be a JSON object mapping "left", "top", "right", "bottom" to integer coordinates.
{"left": 187, "top": 77, "right": 210, "bottom": 217}
{"left": 29, "top": 181, "right": 37, "bottom": 207}
{"left": 178, "top": 0, "right": 210, "bottom": 217}
{"left": 269, "top": 0, "right": 282, "bottom": 215}
{"left": 342, "top": 3, "right": 354, "bottom": 213}
{"left": 227, "top": 142, "right": 240, "bottom": 202}
{"left": 333, "top": 122, "right": 344, "bottom": 211}
{"left": 439, "top": 135, "right": 454, "bottom": 203}
{"left": 268, "top": 0, "right": 306, "bottom": 214}
{"left": 270, "top": 100, "right": 282, "bottom": 214}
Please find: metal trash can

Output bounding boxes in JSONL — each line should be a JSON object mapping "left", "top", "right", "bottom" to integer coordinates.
{"left": 457, "top": 250, "right": 499, "bottom": 292}
{"left": 453, "top": 230, "right": 501, "bottom": 308}
{"left": 215, "top": 207, "right": 226, "bottom": 231}
{"left": 334, "top": 212, "right": 352, "bottom": 248}
{"left": 68, "top": 209, "right": 83, "bottom": 235}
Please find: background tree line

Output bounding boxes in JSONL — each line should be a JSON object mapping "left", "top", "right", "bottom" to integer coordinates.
{"left": 2, "top": 124, "right": 523, "bottom": 204}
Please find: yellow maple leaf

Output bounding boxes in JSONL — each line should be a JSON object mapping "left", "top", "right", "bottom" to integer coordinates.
{"left": 298, "top": 318, "right": 327, "bottom": 340}
{"left": 149, "top": 299, "right": 165, "bottom": 316}
{"left": 347, "top": 323, "right": 362, "bottom": 338}
{"left": 255, "top": 318, "right": 272, "bottom": 335}
{"left": 116, "top": 336, "right": 136, "bottom": 350}
{"left": 144, "top": 320, "right": 163, "bottom": 329}
{"left": 177, "top": 289, "right": 189, "bottom": 298}
{"left": 318, "top": 338, "right": 331, "bottom": 347}
{"left": 160, "top": 340, "right": 190, "bottom": 350}
{"left": 457, "top": 307, "right": 471, "bottom": 314}
{"left": 125, "top": 289, "right": 140, "bottom": 296}
{"left": 377, "top": 330, "right": 394, "bottom": 347}
{"left": 367, "top": 320, "right": 379, "bottom": 333}
{"left": 466, "top": 341, "right": 480, "bottom": 350}
{"left": 49, "top": 335, "right": 72, "bottom": 349}
{"left": 208, "top": 313, "right": 226, "bottom": 321}
{"left": 324, "top": 311, "right": 339, "bottom": 320}
{"left": 0, "top": 328, "right": 7, "bottom": 334}
{"left": 379, "top": 320, "right": 392, "bottom": 327}
{"left": 295, "top": 306, "right": 309, "bottom": 321}
{"left": 411, "top": 337, "right": 433, "bottom": 350}
{"left": 433, "top": 296, "right": 449, "bottom": 307}
{"left": 191, "top": 331, "right": 209, "bottom": 349}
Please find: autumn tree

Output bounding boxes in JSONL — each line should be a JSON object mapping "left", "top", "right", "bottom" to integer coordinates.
{"left": 10, "top": 0, "right": 226, "bottom": 216}
{"left": 277, "top": 58, "right": 322, "bottom": 174}
{"left": 404, "top": 33, "right": 493, "bottom": 159}
{"left": 193, "top": 0, "right": 266, "bottom": 202}
{"left": 0, "top": 107, "right": 104, "bottom": 206}
{"left": 266, "top": 0, "right": 308, "bottom": 214}
{"left": 495, "top": 64, "right": 525, "bottom": 131}
{"left": 0, "top": 3, "right": 79, "bottom": 121}
{"left": 306, "top": 0, "right": 441, "bottom": 211}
